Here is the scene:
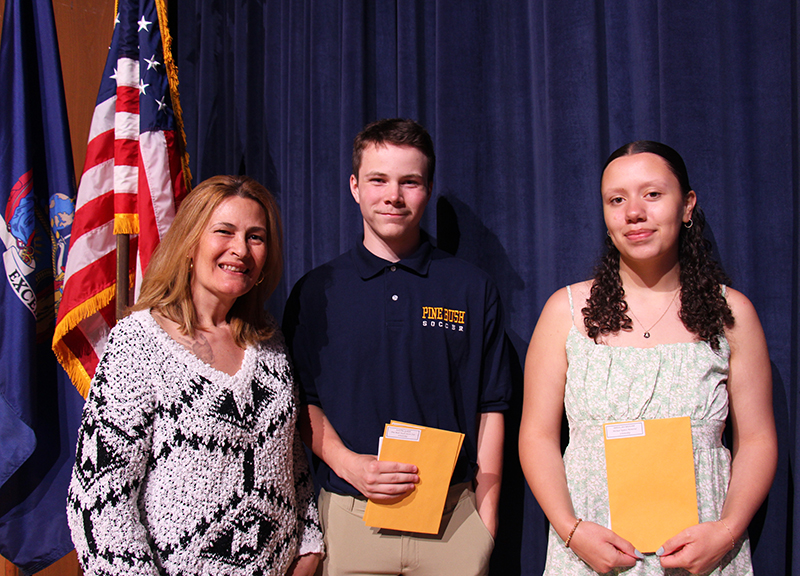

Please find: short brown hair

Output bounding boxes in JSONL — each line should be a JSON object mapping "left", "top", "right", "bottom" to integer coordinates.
{"left": 352, "top": 118, "right": 435, "bottom": 183}
{"left": 132, "top": 175, "right": 283, "bottom": 345}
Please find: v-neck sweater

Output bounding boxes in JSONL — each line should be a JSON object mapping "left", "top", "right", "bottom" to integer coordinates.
{"left": 67, "top": 310, "right": 323, "bottom": 575}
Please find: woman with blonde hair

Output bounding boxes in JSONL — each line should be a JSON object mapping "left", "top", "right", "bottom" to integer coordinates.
{"left": 68, "top": 175, "right": 323, "bottom": 575}
{"left": 519, "top": 142, "right": 776, "bottom": 575}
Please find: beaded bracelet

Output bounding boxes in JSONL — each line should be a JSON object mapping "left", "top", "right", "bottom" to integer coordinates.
{"left": 564, "top": 518, "right": 583, "bottom": 548}
{"left": 718, "top": 519, "right": 735, "bottom": 550}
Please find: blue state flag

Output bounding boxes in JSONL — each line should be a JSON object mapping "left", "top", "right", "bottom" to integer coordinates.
{"left": 0, "top": 0, "right": 85, "bottom": 571}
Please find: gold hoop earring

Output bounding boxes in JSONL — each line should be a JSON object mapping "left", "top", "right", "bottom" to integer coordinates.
{"left": 255, "top": 273, "right": 265, "bottom": 286}
{"left": 683, "top": 219, "right": 693, "bottom": 229}
{"left": 188, "top": 259, "right": 193, "bottom": 272}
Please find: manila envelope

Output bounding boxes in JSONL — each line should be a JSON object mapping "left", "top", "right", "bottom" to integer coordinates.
{"left": 603, "top": 416, "right": 699, "bottom": 552}
{"left": 363, "top": 422, "right": 464, "bottom": 534}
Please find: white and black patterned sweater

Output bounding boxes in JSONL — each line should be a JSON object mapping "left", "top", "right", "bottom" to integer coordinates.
{"left": 67, "top": 310, "right": 323, "bottom": 576}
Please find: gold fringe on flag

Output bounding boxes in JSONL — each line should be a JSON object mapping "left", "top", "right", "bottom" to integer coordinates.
{"left": 155, "top": 0, "right": 193, "bottom": 193}
{"left": 113, "top": 213, "right": 139, "bottom": 235}
{"left": 51, "top": 271, "right": 136, "bottom": 398}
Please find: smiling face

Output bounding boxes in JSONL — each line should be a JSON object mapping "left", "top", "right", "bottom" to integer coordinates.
{"left": 350, "top": 143, "right": 431, "bottom": 261}
{"left": 602, "top": 152, "right": 696, "bottom": 268}
{"left": 190, "top": 196, "right": 268, "bottom": 311}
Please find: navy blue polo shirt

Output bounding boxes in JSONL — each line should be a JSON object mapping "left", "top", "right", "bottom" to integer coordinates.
{"left": 282, "top": 235, "right": 511, "bottom": 497}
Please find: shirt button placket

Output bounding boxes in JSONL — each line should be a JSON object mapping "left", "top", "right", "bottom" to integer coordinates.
{"left": 386, "top": 265, "right": 403, "bottom": 323}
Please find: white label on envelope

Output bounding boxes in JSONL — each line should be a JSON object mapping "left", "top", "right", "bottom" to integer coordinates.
{"left": 605, "top": 421, "right": 646, "bottom": 440}
{"left": 385, "top": 425, "right": 422, "bottom": 442}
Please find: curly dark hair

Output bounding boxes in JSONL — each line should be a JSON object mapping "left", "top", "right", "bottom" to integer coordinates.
{"left": 582, "top": 141, "right": 734, "bottom": 350}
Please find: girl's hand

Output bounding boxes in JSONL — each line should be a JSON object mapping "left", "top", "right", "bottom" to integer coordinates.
{"left": 657, "top": 521, "right": 733, "bottom": 574}
{"left": 566, "top": 520, "right": 642, "bottom": 573}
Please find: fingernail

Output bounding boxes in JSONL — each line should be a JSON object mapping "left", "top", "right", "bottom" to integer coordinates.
{"left": 635, "top": 549, "right": 644, "bottom": 559}
{"left": 656, "top": 547, "right": 664, "bottom": 557}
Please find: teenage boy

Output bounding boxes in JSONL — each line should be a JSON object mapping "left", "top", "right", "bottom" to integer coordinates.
{"left": 283, "top": 118, "right": 511, "bottom": 576}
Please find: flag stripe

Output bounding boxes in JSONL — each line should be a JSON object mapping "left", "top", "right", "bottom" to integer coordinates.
{"left": 74, "top": 161, "right": 113, "bottom": 211}
{"left": 82, "top": 130, "right": 115, "bottom": 174}
{"left": 70, "top": 192, "right": 114, "bottom": 243}
{"left": 114, "top": 138, "right": 140, "bottom": 169}
{"left": 116, "top": 85, "right": 140, "bottom": 115}
{"left": 114, "top": 56, "right": 139, "bottom": 88}
{"left": 86, "top": 97, "right": 116, "bottom": 143}
{"left": 62, "top": 227, "right": 116, "bottom": 291}
{"left": 115, "top": 110, "right": 140, "bottom": 141}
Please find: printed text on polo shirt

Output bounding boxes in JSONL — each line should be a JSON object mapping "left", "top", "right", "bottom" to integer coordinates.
{"left": 421, "top": 306, "right": 466, "bottom": 331}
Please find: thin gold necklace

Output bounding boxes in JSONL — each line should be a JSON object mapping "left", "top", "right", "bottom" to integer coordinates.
{"left": 626, "top": 290, "right": 680, "bottom": 338}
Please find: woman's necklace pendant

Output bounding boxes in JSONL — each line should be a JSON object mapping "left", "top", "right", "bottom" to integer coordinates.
{"left": 628, "top": 290, "right": 680, "bottom": 341}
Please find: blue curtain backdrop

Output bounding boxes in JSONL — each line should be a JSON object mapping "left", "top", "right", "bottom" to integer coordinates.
{"left": 176, "top": 2, "right": 798, "bottom": 574}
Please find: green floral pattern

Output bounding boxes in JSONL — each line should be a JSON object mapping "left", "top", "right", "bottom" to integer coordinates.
{"left": 542, "top": 287, "right": 753, "bottom": 575}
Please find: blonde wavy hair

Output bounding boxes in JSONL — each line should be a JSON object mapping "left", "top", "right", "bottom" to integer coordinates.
{"left": 131, "top": 175, "right": 283, "bottom": 345}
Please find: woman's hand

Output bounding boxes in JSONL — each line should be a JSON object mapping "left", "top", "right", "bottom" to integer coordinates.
{"left": 657, "top": 521, "right": 733, "bottom": 574}
{"left": 286, "top": 552, "right": 322, "bottom": 576}
{"left": 566, "top": 520, "right": 641, "bottom": 573}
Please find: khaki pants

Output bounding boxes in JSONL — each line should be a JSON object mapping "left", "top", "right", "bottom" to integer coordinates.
{"left": 317, "top": 483, "right": 494, "bottom": 576}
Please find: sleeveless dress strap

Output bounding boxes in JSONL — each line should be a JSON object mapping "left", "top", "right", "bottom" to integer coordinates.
{"left": 566, "top": 285, "right": 574, "bottom": 316}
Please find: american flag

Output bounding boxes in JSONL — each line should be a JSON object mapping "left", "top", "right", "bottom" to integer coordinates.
{"left": 53, "top": 0, "right": 190, "bottom": 397}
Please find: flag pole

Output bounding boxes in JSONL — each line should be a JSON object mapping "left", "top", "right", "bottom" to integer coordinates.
{"left": 115, "top": 234, "right": 129, "bottom": 319}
